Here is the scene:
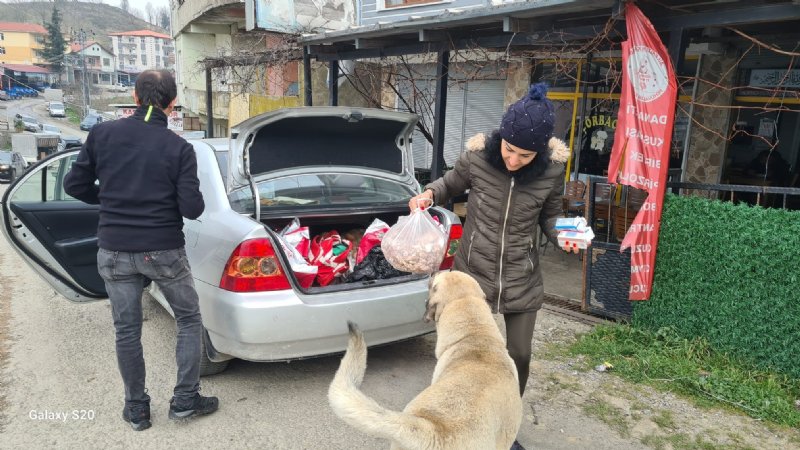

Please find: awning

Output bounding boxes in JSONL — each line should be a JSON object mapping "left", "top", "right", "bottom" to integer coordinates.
{"left": 0, "top": 64, "right": 51, "bottom": 74}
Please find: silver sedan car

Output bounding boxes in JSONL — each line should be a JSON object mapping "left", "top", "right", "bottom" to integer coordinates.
{"left": 0, "top": 107, "right": 461, "bottom": 375}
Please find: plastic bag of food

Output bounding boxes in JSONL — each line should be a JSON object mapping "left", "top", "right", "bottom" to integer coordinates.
{"left": 273, "top": 234, "right": 318, "bottom": 289}
{"left": 382, "top": 209, "right": 447, "bottom": 274}
{"left": 308, "top": 231, "right": 352, "bottom": 286}
{"left": 280, "top": 218, "right": 311, "bottom": 257}
{"left": 356, "top": 219, "right": 390, "bottom": 264}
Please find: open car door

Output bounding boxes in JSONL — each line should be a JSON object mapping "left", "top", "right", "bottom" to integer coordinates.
{"left": 0, "top": 149, "right": 106, "bottom": 302}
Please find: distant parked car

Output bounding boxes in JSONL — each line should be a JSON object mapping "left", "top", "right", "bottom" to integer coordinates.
{"left": 57, "top": 136, "right": 83, "bottom": 152}
{"left": 40, "top": 123, "right": 62, "bottom": 135}
{"left": 79, "top": 113, "right": 103, "bottom": 131}
{"left": 16, "top": 114, "right": 40, "bottom": 132}
{"left": 49, "top": 101, "right": 66, "bottom": 117}
{"left": 0, "top": 91, "right": 9, "bottom": 101}
{"left": 0, "top": 151, "right": 27, "bottom": 183}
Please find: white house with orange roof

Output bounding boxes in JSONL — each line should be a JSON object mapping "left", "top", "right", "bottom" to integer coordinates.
{"left": 65, "top": 40, "right": 116, "bottom": 85}
{"left": 109, "top": 29, "right": 174, "bottom": 77}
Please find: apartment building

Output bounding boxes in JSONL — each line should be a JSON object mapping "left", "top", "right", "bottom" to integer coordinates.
{"left": 109, "top": 30, "right": 174, "bottom": 75}
{"left": 0, "top": 22, "right": 48, "bottom": 66}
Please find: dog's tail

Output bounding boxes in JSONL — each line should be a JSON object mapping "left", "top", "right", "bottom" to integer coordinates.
{"left": 328, "top": 322, "right": 438, "bottom": 446}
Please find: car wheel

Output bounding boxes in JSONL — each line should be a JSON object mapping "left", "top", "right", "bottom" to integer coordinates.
{"left": 200, "top": 330, "right": 230, "bottom": 376}
{"left": 10, "top": 169, "right": 15, "bottom": 182}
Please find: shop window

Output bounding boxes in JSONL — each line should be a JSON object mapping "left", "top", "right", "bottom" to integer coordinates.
{"left": 585, "top": 60, "right": 623, "bottom": 95}
{"left": 532, "top": 61, "right": 580, "bottom": 93}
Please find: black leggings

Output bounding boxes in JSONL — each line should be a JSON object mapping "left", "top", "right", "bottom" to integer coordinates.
{"left": 503, "top": 311, "right": 538, "bottom": 396}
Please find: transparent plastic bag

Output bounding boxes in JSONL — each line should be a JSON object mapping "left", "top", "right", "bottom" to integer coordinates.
{"left": 382, "top": 209, "right": 448, "bottom": 274}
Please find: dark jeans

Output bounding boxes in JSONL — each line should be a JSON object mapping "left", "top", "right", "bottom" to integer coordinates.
{"left": 504, "top": 311, "right": 538, "bottom": 396}
{"left": 97, "top": 247, "right": 202, "bottom": 408}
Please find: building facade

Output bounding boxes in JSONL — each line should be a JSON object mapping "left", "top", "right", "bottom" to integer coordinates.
{"left": 109, "top": 30, "right": 174, "bottom": 75}
{"left": 0, "top": 22, "right": 48, "bottom": 66}
{"left": 171, "top": 0, "right": 353, "bottom": 137}
{"left": 66, "top": 41, "right": 116, "bottom": 85}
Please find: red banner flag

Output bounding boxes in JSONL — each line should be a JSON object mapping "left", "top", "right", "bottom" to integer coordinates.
{"left": 607, "top": 3, "right": 677, "bottom": 300}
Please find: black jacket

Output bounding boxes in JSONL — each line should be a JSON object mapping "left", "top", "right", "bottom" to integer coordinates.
{"left": 64, "top": 106, "right": 204, "bottom": 252}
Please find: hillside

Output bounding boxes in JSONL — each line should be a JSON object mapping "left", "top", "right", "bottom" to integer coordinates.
{"left": 0, "top": 1, "right": 168, "bottom": 47}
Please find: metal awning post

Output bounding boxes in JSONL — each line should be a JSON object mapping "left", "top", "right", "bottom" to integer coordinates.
{"left": 668, "top": 27, "right": 688, "bottom": 77}
{"left": 329, "top": 60, "right": 339, "bottom": 106}
{"left": 303, "top": 46, "right": 312, "bottom": 106}
{"left": 205, "top": 67, "right": 214, "bottom": 138}
{"left": 431, "top": 50, "right": 450, "bottom": 181}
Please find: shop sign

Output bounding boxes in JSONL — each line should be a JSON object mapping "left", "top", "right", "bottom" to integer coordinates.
{"left": 607, "top": 3, "right": 678, "bottom": 300}
{"left": 749, "top": 69, "right": 800, "bottom": 88}
{"left": 116, "top": 106, "right": 184, "bottom": 131}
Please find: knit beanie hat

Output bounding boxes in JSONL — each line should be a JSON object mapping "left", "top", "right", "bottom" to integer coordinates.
{"left": 499, "top": 82, "right": 555, "bottom": 153}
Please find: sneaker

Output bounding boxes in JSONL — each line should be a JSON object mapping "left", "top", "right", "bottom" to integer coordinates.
{"left": 168, "top": 394, "right": 219, "bottom": 420}
{"left": 510, "top": 440, "right": 526, "bottom": 450}
{"left": 121, "top": 403, "right": 151, "bottom": 431}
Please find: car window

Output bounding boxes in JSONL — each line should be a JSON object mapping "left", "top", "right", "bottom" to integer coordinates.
{"left": 0, "top": 153, "right": 11, "bottom": 163}
{"left": 214, "top": 151, "right": 228, "bottom": 186}
{"left": 11, "top": 154, "right": 81, "bottom": 203}
{"left": 228, "top": 173, "right": 414, "bottom": 214}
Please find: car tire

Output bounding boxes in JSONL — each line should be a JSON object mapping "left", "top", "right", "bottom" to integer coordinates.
{"left": 200, "top": 330, "right": 230, "bottom": 377}
{"left": 10, "top": 169, "right": 15, "bottom": 183}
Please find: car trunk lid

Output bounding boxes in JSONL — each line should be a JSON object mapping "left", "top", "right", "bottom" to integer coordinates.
{"left": 226, "top": 107, "right": 419, "bottom": 198}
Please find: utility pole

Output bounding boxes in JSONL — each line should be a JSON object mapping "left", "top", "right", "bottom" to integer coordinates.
{"left": 72, "top": 28, "right": 94, "bottom": 117}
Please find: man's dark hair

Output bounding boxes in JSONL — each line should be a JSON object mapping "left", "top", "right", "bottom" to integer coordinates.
{"left": 135, "top": 70, "right": 177, "bottom": 109}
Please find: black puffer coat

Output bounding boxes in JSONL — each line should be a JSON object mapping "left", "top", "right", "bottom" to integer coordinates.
{"left": 426, "top": 131, "right": 569, "bottom": 313}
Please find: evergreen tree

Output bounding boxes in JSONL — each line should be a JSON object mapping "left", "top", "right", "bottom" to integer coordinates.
{"left": 42, "top": 6, "right": 67, "bottom": 84}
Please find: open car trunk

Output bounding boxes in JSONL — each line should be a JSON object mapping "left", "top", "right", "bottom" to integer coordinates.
{"left": 262, "top": 207, "right": 452, "bottom": 293}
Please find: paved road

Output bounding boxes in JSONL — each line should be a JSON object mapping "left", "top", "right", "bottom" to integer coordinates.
{"left": 5, "top": 97, "right": 88, "bottom": 141}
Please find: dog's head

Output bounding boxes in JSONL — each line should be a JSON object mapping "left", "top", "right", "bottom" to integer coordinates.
{"left": 424, "top": 271, "right": 485, "bottom": 323}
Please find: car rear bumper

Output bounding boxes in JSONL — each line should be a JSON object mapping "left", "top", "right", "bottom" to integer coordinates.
{"left": 194, "top": 278, "right": 434, "bottom": 362}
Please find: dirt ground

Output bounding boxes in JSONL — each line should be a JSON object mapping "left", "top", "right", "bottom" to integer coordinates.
{"left": 524, "top": 311, "right": 800, "bottom": 450}
{"left": 0, "top": 249, "right": 10, "bottom": 434}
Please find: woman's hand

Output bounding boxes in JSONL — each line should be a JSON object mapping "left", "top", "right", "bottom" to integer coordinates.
{"left": 408, "top": 190, "right": 434, "bottom": 211}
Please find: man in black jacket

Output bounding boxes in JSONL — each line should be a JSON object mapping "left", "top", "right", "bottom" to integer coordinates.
{"left": 65, "top": 70, "right": 218, "bottom": 431}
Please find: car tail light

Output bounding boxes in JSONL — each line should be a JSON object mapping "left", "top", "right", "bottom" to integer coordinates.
{"left": 439, "top": 223, "right": 463, "bottom": 270}
{"left": 220, "top": 238, "right": 292, "bottom": 292}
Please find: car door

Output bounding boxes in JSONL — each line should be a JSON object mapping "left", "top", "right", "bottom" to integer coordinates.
{"left": 0, "top": 149, "right": 106, "bottom": 302}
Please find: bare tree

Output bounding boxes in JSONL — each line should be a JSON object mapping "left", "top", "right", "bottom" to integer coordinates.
{"left": 157, "top": 5, "right": 170, "bottom": 30}
{"left": 120, "top": 0, "right": 130, "bottom": 13}
{"left": 145, "top": 2, "right": 155, "bottom": 25}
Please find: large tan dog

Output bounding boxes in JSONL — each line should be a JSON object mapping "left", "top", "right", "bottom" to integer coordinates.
{"left": 328, "top": 270, "right": 522, "bottom": 450}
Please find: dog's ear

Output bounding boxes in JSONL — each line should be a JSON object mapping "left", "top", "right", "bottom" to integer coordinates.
{"left": 424, "top": 273, "right": 443, "bottom": 323}
{"left": 424, "top": 298, "right": 446, "bottom": 323}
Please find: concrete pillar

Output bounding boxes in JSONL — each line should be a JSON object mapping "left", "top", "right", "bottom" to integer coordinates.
{"left": 504, "top": 59, "right": 532, "bottom": 109}
{"left": 684, "top": 53, "right": 738, "bottom": 196}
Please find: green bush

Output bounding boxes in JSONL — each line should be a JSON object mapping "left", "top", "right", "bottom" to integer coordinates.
{"left": 633, "top": 194, "right": 800, "bottom": 379}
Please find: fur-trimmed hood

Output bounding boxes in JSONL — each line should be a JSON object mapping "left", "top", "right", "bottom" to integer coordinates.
{"left": 465, "top": 131, "right": 569, "bottom": 185}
